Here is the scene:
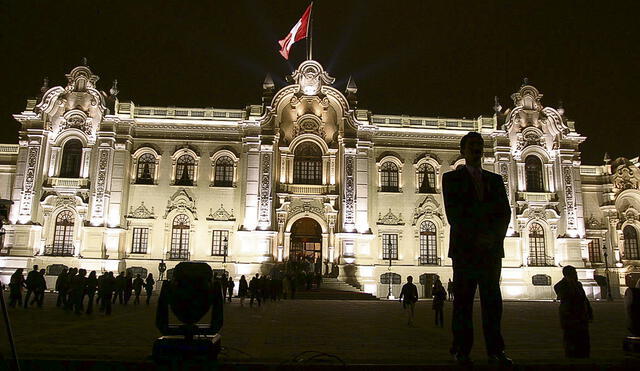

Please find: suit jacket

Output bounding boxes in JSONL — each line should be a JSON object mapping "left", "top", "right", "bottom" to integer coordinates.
{"left": 442, "top": 166, "right": 511, "bottom": 262}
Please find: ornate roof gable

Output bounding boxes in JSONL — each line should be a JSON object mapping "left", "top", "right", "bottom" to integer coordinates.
{"left": 164, "top": 189, "right": 197, "bottom": 219}
{"left": 504, "top": 83, "right": 569, "bottom": 140}
{"left": 413, "top": 195, "right": 444, "bottom": 225}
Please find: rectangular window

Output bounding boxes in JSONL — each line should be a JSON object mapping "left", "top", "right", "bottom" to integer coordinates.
{"left": 588, "top": 238, "right": 602, "bottom": 263}
{"left": 382, "top": 233, "right": 398, "bottom": 260}
{"left": 131, "top": 228, "right": 149, "bottom": 254}
{"left": 211, "top": 230, "right": 229, "bottom": 256}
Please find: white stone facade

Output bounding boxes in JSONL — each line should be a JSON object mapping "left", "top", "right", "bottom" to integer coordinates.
{"left": 0, "top": 60, "right": 639, "bottom": 299}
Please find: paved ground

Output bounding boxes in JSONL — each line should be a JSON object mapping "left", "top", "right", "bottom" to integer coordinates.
{"left": 0, "top": 291, "right": 638, "bottom": 367}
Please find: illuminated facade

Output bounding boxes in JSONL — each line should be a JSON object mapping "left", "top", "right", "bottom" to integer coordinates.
{"left": 1, "top": 60, "right": 639, "bottom": 299}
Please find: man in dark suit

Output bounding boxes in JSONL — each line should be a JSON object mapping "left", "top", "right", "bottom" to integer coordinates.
{"left": 442, "top": 131, "right": 512, "bottom": 366}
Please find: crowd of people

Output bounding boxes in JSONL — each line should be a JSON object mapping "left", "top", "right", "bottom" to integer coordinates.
{"left": 6, "top": 264, "right": 155, "bottom": 315}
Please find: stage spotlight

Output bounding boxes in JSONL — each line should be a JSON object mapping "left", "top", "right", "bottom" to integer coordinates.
{"left": 153, "top": 262, "right": 224, "bottom": 362}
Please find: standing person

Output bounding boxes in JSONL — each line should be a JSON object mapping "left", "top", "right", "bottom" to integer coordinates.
{"left": 23, "top": 265, "right": 39, "bottom": 308}
{"left": 8, "top": 268, "right": 25, "bottom": 308}
{"left": 554, "top": 265, "right": 593, "bottom": 358}
{"left": 85, "top": 271, "right": 98, "bottom": 314}
{"left": 112, "top": 271, "right": 125, "bottom": 304}
{"left": 55, "top": 268, "right": 68, "bottom": 307}
{"left": 447, "top": 279, "right": 454, "bottom": 301}
{"left": 133, "top": 274, "right": 144, "bottom": 305}
{"left": 144, "top": 273, "right": 155, "bottom": 305}
{"left": 249, "top": 273, "right": 260, "bottom": 307}
{"left": 100, "top": 272, "right": 116, "bottom": 315}
{"left": 238, "top": 275, "right": 248, "bottom": 307}
{"left": 32, "top": 268, "right": 47, "bottom": 308}
{"left": 64, "top": 268, "right": 77, "bottom": 310}
{"left": 442, "top": 131, "right": 512, "bottom": 366}
{"left": 71, "top": 269, "right": 87, "bottom": 315}
{"left": 96, "top": 272, "right": 105, "bottom": 307}
{"left": 399, "top": 276, "right": 419, "bottom": 326}
{"left": 432, "top": 278, "right": 447, "bottom": 327}
{"left": 158, "top": 260, "right": 166, "bottom": 281}
{"left": 227, "top": 276, "right": 235, "bottom": 303}
{"left": 123, "top": 271, "right": 133, "bottom": 305}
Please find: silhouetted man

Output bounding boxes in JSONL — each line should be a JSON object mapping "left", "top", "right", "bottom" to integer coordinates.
{"left": 124, "top": 271, "right": 133, "bottom": 305}
{"left": 71, "top": 268, "right": 87, "bottom": 315}
{"left": 442, "top": 132, "right": 512, "bottom": 366}
{"left": 158, "top": 260, "right": 166, "bottom": 281}
{"left": 133, "top": 274, "right": 144, "bottom": 305}
{"left": 23, "top": 265, "right": 39, "bottom": 308}
{"left": 32, "top": 268, "right": 47, "bottom": 307}
{"left": 113, "top": 271, "right": 125, "bottom": 304}
{"left": 249, "top": 273, "right": 260, "bottom": 307}
{"left": 100, "top": 271, "right": 116, "bottom": 315}
{"left": 55, "top": 268, "right": 68, "bottom": 307}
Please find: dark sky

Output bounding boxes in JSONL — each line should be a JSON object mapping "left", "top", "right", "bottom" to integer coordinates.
{"left": 1, "top": 0, "right": 638, "bottom": 164}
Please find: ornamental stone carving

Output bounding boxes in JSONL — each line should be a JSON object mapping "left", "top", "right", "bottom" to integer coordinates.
{"left": 413, "top": 195, "right": 445, "bottom": 226}
{"left": 611, "top": 157, "right": 640, "bottom": 194}
{"left": 258, "top": 153, "right": 273, "bottom": 225}
{"left": 377, "top": 209, "right": 404, "bottom": 225}
{"left": 92, "top": 149, "right": 110, "bottom": 219}
{"left": 585, "top": 214, "right": 604, "bottom": 229}
{"left": 127, "top": 202, "right": 155, "bottom": 219}
{"left": 165, "top": 189, "right": 197, "bottom": 219}
{"left": 343, "top": 154, "right": 356, "bottom": 226}
{"left": 288, "top": 199, "right": 325, "bottom": 219}
{"left": 563, "top": 166, "right": 577, "bottom": 231}
{"left": 505, "top": 84, "right": 569, "bottom": 141}
{"left": 207, "top": 204, "right": 235, "bottom": 221}
{"left": 291, "top": 60, "right": 336, "bottom": 96}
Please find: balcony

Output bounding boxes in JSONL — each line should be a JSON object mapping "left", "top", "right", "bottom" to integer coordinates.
{"left": 278, "top": 183, "right": 336, "bottom": 195}
{"left": 527, "top": 256, "right": 555, "bottom": 267}
{"left": 167, "top": 250, "right": 190, "bottom": 261}
{"left": 517, "top": 192, "right": 558, "bottom": 203}
{"left": 44, "top": 244, "right": 74, "bottom": 257}
{"left": 48, "top": 177, "right": 90, "bottom": 189}
{"left": 419, "top": 256, "right": 442, "bottom": 266}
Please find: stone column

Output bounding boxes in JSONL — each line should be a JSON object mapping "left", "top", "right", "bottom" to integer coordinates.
{"left": 355, "top": 140, "right": 371, "bottom": 233}
{"left": 257, "top": 144, "right": 274, "bottom": 230}
{"left": 242, "top": 136, "right": 260, "bottom": 231}
{"left": 342, "top": 146, "right": 357, "bottom": 232}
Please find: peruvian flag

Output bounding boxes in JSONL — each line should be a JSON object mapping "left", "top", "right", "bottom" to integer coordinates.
{"left": 278, "top": 3, "right": 313, "bottom": 60}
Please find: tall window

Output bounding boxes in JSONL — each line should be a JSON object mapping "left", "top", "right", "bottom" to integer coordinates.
{"left": 131, "top": 227, "right": 149, "bottom": 254}
{"left": 175, "top": 154, "right": 195, "bottom": 186}
{"left": 60, "top": 139, "right": 83, "bottom": 178}
{"left": 170, "top": 214, "right": 190, "bottom": 259}
{"left": 214, "top": 156, "right": 234, "bottom": 187}
{"left": 525, "top": 155, "right": 544, "bottom": 192}
{"left": 623, "top": 226, "right": 640, "bottom": 260}
{"left": 528, "top": 223, "right": 547, "bottom": 266}
{"left": 588, "top": 238, "right": 602, "bottom": 263}
{"left": 211, "top": 230, "right": 229, "bottom": 256}
{"left": 293, "top": 142, "right": 322, "bottom": 184}
{"left": 136, "top": 153, "right": 156, "bottom": 184}
{"left": 380, "top": 162, "right": 399, "bottom": 192}
{"left": 382, "top": 233, "right": 398, "bottom": 260}
{"left": 418, "top": 163, "right": 436, "bottom": 193}
{"left": 52, "top": 210, "right": 74, "bottom": 256}
{"left": 420, "top": 220, "right": 438, "bottom": 265}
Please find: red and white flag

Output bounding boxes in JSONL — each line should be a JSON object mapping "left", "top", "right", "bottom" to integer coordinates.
{"left": 278, "top": 3, "right": 313, "bottom": 60}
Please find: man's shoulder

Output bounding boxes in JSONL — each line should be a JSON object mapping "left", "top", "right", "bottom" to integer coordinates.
{"left": 482, "top": 169, "right": 503, "bottom": 181}
{"left": 443, "top": 167, "right": 465, "bottom": 180}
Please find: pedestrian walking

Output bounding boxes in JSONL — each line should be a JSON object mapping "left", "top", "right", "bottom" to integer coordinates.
{"left": 100, "top": 271, "right": 115, "bottom": 315}
{"left": 447, "top": 278, "right": 454, "bottom": 301}
{"left": 238, "top": 275, "right": 248, "bottom": 307}
{"left": 227, "top": 276, "right": 235, "bottom": 302}
{"left": 112, "top": 271, "right": 125, "bottom": 304}
{"left": 96, "top": 272, "right": 105, "bottom": 307}
{"left": 71, "top": 269, "right": 87, "bottom": 315}
{"left": 554, "top": 265, "right": 593, "bottom": 358}
{"left": 64, "top": 268, "right": 76, "bottom": 310}
{"left": 85, "top": 271, "right": 98, "bottom": 314}
{"left": 399, "top": 275, "right": 419, "bottom": 326}
{"left": 158, "top": 260, "right": 166, "bottom": 281}
{"left": 249, "top": 273, "right": 260, "bottom": 307}
{"left": 123, "top": 271, "right": 133, "bottom": 305}
{"left": 32, "top": 268, "right": 46, "bottom": 308}
{"left": 55, "top": 268, "right": 68, "bottom": 307}
{"left": 144, "top": 273, "right": 155, "bottom": 305}
{"left": 133, "top": 274, "right": 144, "bottom": 305}
{"left": 23, "top": 265, "right": 39, "bottom": 308}
{"left": 8, "top": 268, "right": 25, "bottom": 308}
{"left": 432, "top": 278, "right": 447, "bottom": 327}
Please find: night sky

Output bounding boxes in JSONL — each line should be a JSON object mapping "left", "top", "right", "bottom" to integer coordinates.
{"left": 1, "top": 0, "right": 638, "bottom": 164}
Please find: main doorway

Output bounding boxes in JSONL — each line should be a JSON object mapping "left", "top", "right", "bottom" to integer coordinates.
{"left": 289, "top": 217, "right": 322, "bottom": 262}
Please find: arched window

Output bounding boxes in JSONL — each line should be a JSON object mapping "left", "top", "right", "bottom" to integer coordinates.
{"left": 528, "top": 223, "right": 548, "bottom": 266}
{"left": 170, "top": 214, "right": 190, "bottom": 260}
{"left": 525, "top": 155, "right": 544, "bottom": 192}
{"left": 214, "top": 156, "right": 234, "bottom": 187}
{"left": 60, "top": 139, "right": 83, "bottom": 178}
{"left": 52, "top": 210, "right": 74, "bottom": 256}
{"left": 418, "top": 163, "right": 436, "bottom": 193}
{"left": 175, "top": 154, "right": 195, "bottom": 186}
{"left": 136, "top": 153, "right": 156, "bottom": 184}
{"left": 380, "top": 162, "right": 399, "bottom": 192}
{"left": 419, "top": 220, "right": 438, "bottom": 265}
{"left": 380, "top": 272, "right": 401, "bottom": 284}
{"left": 293, "top": 142, "right": 322, "bottom": 185}
{"left": 623, "top": 226, "right": 640, "bottom": 260}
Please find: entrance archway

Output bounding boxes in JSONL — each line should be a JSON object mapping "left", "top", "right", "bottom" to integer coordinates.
{"left": 290, "top": 217, "right": 322, "bottom": 263}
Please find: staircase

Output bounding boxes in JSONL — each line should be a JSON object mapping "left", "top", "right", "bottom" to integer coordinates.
{"left": 293, "top": 278, "right": 379, "bottom": 300}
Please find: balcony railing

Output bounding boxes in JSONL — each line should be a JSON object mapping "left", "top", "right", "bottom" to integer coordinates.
{"left": 48, "top": 177, "right": 90, "bottom": 189}
{"left": 419, "top": 256, "right": 441, "bottom": 266}
{"left": 278, "top": 183, "right": 337, "bottom": 195}
{"left": 44, "top": 244, "right": 74, "bottom": 257}
{"left": 527, "top": 256, "right": 555, "bottom": 267}
{"left": 167, "top": 250, "right": 190, "bottom": 261}
{"left": 517, "top": 192, "right": 558, "bottom": 202}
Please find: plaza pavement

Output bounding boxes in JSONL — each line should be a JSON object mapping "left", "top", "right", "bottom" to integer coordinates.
{"left": 1, "top": 291, "right": 639, "bottom": 368}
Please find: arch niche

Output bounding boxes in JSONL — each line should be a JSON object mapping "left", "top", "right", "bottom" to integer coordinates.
{"left": 285, "top": 215, "right": 328, "bottom": 266}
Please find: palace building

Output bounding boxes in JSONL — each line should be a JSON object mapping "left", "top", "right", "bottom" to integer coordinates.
{"left": 0, "top": 60, "right": 639, "bottom": 299}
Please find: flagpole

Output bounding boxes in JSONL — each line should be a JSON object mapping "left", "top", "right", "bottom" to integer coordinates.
{"left": 307, "top": 2, "right": 313, "bottom": 60}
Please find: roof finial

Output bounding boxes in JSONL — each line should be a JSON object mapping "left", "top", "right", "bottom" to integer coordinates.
{"left": 604, "top": 152, "right": 611, "bottom": 164}
{"left": 41, "top": 77, "right": 49, "bottom": 93}
{"left": 82, "top": 57, "right": 88, "bottom": 66}
{"left": 262, "top": 73, "right": 274, "bottom": 91}
{"left": 110, "top": 79, "right": 119, "bottom": 96}
{"left": 522, "top": 77, "right": 530, "bottom": 86}
{"left": 493, "top": 96, "right": 502, "bottom": 113}
{"left": 346, "top": 75, "right": 358, "bottom": 94}
{"left": 557, "top": 100, "right": 565, "bottom": 116}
